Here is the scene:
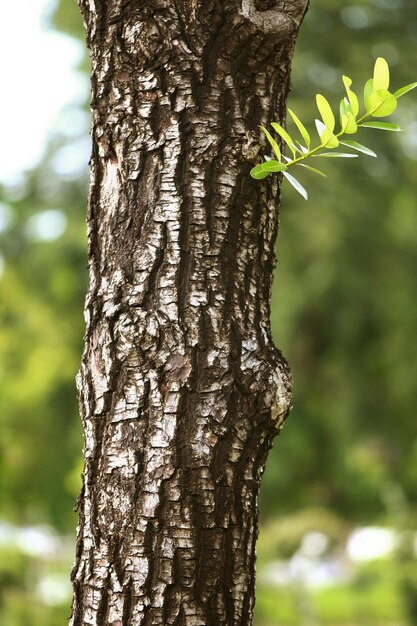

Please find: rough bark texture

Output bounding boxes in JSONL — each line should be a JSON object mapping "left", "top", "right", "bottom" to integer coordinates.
{"left": 71, "top": 1, "right": 308, "bottom": 625}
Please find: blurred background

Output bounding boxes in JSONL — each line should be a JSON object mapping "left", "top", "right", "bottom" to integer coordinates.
{"left": 0, "top": 0, "right": 416, "bottom": 624}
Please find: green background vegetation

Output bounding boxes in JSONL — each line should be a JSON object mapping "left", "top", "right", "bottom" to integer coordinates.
{"left": 1, "top": 0, "right": 417, "bottom": 624}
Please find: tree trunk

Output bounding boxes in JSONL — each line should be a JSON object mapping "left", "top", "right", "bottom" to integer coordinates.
{"left": 71, "top": 1, "right": 308, "bottom": 624}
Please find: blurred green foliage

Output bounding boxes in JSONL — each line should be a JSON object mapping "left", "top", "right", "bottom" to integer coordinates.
{"left": 264, "top": 0, "right": 417, "bottom": 527}
{"left": 256, "top": 572, "right": 406, "bottom": 625}
{"left": 0, "top": 156, "right": 87, "bottom": 530}
{"left": 0, "top": 0, "right": 416, "bottom": 624}
{"left": 0, "top": 543, "right": 71, "bottom": 626}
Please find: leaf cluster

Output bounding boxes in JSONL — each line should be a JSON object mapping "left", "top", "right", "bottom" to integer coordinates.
{"left": 251, "top": 58, "right": 417, "bottom": 200}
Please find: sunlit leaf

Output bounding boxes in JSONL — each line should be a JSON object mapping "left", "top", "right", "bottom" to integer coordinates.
{"left": 342, "top": 75, "right": 359, "bottom": 117}
{"left": 321, "top": 128, "right": 339, "bottom": 148}
{"left": 393, "top": 82, "right": 417, "bottom": 98}
{"left": 349, "top": 92, "right": 359, "bottom": 117}
{"left": 261, "top": 160, "right": 287, "bottom": 172}
{"left": 364, "top": 79, "right": 374, "bottom": 104}
{"left": 312, "top": 152, "right": 358, "bottom": 158}
{"left": 260, "top": 126, "right": 281, "bottom": 161}
{"left": 373, "top": 57, "right": 390, "bottom": 91}
{"left": 341, "top": 111, "right": 358, "bottom": 134}
{"left": 323, "top": 131, "right": 339, "bottom": 148}
{"left": 361, "top": 121, "right": 401, "bottom": 131}
{"left": 296, "top": 163, "right": 327, "bottom": 177}
{"left": 316, "top": 94, "right": 335, "bottom": 132}
{"left": 270, "top": 122, "right": 296, "bottom": 158}
{"left": 288, "top": 108, "right": 311, "bottom": 148}
{"left": 340, "top": 140, "right": 377, "bottom": 157}
{"left": 250, "top": 165, "right": 270, "bottom": 179}
{"left": 365, "top": 89, "right": 397, "bottom": 117}
{"left": 340, "top": 98, "right": 349, "bottom": 121}
{"left": 315, "top": 119, "right": 339, "bottom": 147}
{"left": 283, "top": 171, "right": 308, "bottom": 200}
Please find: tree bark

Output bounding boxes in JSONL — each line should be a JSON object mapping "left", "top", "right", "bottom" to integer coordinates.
{"left": 71, "top": 1, "right": 308, "bottom": 625}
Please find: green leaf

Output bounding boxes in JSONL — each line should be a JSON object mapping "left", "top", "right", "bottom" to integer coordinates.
{"left": 259, "top": 126, "right": 281, "bottom": 161}
{"left": 312, "top": 152, "right": 358, "bottom": 158}
{"left": 296, "top": 163, "right": 327, "bottom": 177}
{"left": 315, "top": 120, "right": 339, "bottom": 148}
{"left": 270, "top": 122, "right": 296, "bottom": 158}
{"left": 342, "top": 76, "right": 359, "bottom": 117}
{"left": 261, "top": 160, "right": 287, "bottom": 172}
{"left": 361, "top": 121, "right": 401, "bottom": 131}
{"left": 322, "top": 129, "right": 340, "bottom": 148}
{"left": 393, "top": 82, "right": 417, "bottom": 98}
{"left": 283, "top": 171, "right": 308, "bottom": 200}
{"left": 365, "top": 89, "right": 397, "bottom": 117}
{"left": 348, "top": 90, "right": 359, "bottom": 118}
{"left": 340, "top": 140, "right": 377, "bottom": 157}
{"left": 364, "top": 79, "right": 374, "bottom": 104}
{"left": 373, "top": 57, "right": 390, "bottom": 91}
{"left": 340, "top": 98, "right": 349, "bottom": 120}
{"left": 316, "top": 94, "right": 335, "bottom": 131}
{"left": 341, "top": 111, "right": 358, "bottom": 134}
{"left": 250, "top": 165, "right": 270, "bottom": 179}
{"left": 288, "top": 108, "right": 311, "bottom": 148}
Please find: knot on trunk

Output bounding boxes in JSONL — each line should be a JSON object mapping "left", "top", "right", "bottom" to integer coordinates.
{"left": 240, "top": 339, "right": 292, "bottom": 433}
{"left": 266, "top": 350, "right": 292, "bottom": 429}
{"left": 121, "top": 13, "right": 170, "bottom": 70}
{"left": 240, "top": 0, "right": 309, "bottom": 36}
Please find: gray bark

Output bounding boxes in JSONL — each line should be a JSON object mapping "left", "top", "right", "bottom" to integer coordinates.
{"left": 71, "top": 1, "right": 308, "bottom": 625}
